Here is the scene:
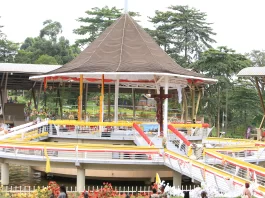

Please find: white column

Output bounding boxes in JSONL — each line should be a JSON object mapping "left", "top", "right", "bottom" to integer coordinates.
{"left": 114, "top": 76, "right": 120, "bottom": 122}
{"left": 173, "top": 171, "right": 182, "bottom": 188}
{"left": 163, "top": 76, "right": 169, "bottom": 137}
{"left": 77, "top": 167, "right": 85, "bottom": 192}
{"left": 1, "top": 163, "right": 9, "bottom": 185}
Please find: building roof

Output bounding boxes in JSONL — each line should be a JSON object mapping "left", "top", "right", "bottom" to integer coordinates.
{"left": 237, "top": 67, "right": 265, "bottom": 77}
{"left": 0, "top": 63, "right": 61, "bottom": 74}
{"left": 30, "top": 14, "right": 217, "bottom": 86}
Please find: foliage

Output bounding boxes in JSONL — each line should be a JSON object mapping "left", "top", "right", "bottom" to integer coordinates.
{"left": 0, "top": 36, "right": 19, "bottom": 63}
{"left": 191, "top": 47, "right": 251, "bottom": 134}
{"left": 148, "top": 5, "right": 216, "bottom": 66}
{"left": 73, "top": 6, "right": 140, "bottom": 47}
{"left": 15, "top": 20, "right": 80, "bottom": 65}
{"left": 35, "top": 54, "right": 58, "bottom": 65}
{"left": 40, "top": 20, "right": 62, "bottom": 41}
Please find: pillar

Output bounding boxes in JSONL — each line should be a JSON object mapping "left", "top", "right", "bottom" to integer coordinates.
{"left": 28, "top": 166, "right": 34, "bottom": 177}
{"left": 77, "top": 167, "right": 85, "bottom": 192}
{"left": 173, "top": 171, "right": 182, "bottom": 188}
{"left": 163, "top": 76, "right": 169, "bottom": 137}
{"left": 1, "top": 163, "right": 9, "bottom": 185}
{"left": 114, "top": 76, "right": 119, "bottom": 122}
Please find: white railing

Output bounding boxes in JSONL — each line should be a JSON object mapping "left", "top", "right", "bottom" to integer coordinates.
{"left": 164, "top": 150, "right": 265, "bottom": 198}
{"left": 47, "top": 124, "right": 136, "bottom": 140}
{"left": 0, "top": 121, "right": 48, "bottom": 140}
{"left": 1, "top": 185, "right": 197, "bottom": 194}
{"left": 0, "top": 144, "right": 163, "bottom": 164}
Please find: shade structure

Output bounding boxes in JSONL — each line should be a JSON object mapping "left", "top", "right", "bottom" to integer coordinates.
{"left": 30, "top": 14, "right": 216, "bottom": 87}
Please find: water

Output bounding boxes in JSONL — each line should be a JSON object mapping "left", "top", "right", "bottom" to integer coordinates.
{"left": 3, "top": 164, "right": 148, "bottom": 187}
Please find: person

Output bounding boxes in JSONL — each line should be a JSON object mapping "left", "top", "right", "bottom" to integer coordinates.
{"left": 58, "top": 185, "right": 68, "bottom": 198}
{"left": 201, "top": 191, "right": 208, "bottom": 198}
{"left": 246, "top": 126, "right": 251, "bottom": 139}
{"left": 159, "top": 185, "right": 167, "bottom": 198}
{"left": 84, "top": 191, "right": 89, "bottom": 198}
{"left": 242, "top": 183, "right": 251, "bottom": 198}
{"left": 150, "top": 188, "right": 159, "bottom": 198}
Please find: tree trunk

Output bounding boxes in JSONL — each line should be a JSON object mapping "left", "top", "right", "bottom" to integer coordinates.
{"left": 184, "top": 28, "right": 188, "bottom": 63}
{"left": 217, "top": 87, "right": 220, "bottom": 137}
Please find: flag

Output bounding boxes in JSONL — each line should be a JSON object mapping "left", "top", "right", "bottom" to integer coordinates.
{"left": 156, "top": 173, "right": 161, "bottom": 184}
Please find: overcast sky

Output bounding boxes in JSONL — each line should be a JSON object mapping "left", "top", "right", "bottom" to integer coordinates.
{"left": 0, "top": 0, "right": 264, "bottom": 54}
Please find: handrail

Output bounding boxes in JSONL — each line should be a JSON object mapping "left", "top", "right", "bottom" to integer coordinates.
{"left": 133, "top": 123, "right": 154, "bottom": 146}
{"left": 204, "top": 149, "right": 265, "bottom": 174}
{"left": 168, "top": 125, "right": 191, "bottom": 146}
{"left": 165, "top": 149, "right": 265, "bottom": 194}
{"left": 48, "top": 120, "right": 137, "bottom": 127}
{"left": 170, "top": 123, "right": 209, "bottom": 128}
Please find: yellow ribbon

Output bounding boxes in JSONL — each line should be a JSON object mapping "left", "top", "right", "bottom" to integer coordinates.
{"left": 44, "top": 146, "right": 51, "bottom": 173}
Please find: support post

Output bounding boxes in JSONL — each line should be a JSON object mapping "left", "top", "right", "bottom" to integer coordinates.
{"left": 195, "top": 88, "right": 202, "bottom": 119}
{"left": 1, "top": 163, "right": 9, "bottom": 185}
{"left": 183, "top": 89, "right": 188, "bottom": 124}
{"left": 76, "top": 167, "right": 85, "bottom": 192}
{"left": 108, "top": 84, "right": 111, "bottom": 121}
{"left": 78, "top": 75, "right": 83, "bottom": 121}
{"left": 132, "top": 88, "right": 136, "bottom": 120}
{"left": 32, "top": 88, "right": 37, "bottom": 110}
{"left": 99, "top": 74, "right": 104, "bottom": 122}
{"left": 114, "top": 76, "right": 119, "bottom": 122}
{"left": 255, "top": 77, "right": 265, "bottom": 129}
{"left": 191, "top": 83, "right": 196, "bottom": 121}
{"left": 84, "top": 83, "right": 88, "bottom": 115}
{"left": 57, "top": 87, "right": 63, "bottom": 119}
{"left": 37, "top": 81, "right": 43, "bottom": 110}
{"left": 163, "top": 76, "right": 169, "bottom": 138}
{"left": 173, "top": 171, "right": 182, "bottom": 188}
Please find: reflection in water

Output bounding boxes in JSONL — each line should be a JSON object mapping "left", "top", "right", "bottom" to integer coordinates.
{"left": 2, "top": 164, "right": 148, "bottom": 188}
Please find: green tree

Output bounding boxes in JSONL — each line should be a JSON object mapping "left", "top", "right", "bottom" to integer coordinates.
{"left": 148, "top": 5, "right": 216, "bottom": 66}
{"left": 40, "top": 20, "right": 62, "bottom": 42}
{"left": 73, "top": 6, "right": 140, "bottom": 46}
{"left": 35, "top": 54, "right": 58, "bottom": 65}
{"left": 0, "top": 36, "right": 19, "bottom": 63}
{"left": 192, "top": 47, "right": 251, "bottom": 136}
{"left": 16, "top": 20, "right": 80, "bottom": 65}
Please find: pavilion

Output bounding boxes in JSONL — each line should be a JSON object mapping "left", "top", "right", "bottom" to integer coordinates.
{"left": 30, "top": 14, "right": 217, "bottom": 136}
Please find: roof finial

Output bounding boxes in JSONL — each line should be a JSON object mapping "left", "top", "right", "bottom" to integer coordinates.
{"left": 124, "top": 0, "right": 128, "bottom": 14}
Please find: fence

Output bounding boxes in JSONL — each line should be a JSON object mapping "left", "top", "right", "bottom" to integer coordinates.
{"left": 1, "top": 185, "right": 197, "bottom": 194}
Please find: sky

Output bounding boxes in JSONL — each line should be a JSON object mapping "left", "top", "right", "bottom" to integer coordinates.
{"left": 0, "top": 0, "right": 265, "bottom": 54}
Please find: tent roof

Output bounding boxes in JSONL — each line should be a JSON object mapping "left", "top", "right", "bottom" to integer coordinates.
{"left": 30, "top": 14, "right": 216, "bottom": 85}
{"left": 237, "top": 67, "right": 265, "bottom": 77}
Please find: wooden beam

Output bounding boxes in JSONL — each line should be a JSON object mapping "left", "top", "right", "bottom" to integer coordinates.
{"left": 57, "top": 87, "right": 63, "bottom": 119}
{"left": 255, "top": 77, "right": 265, "bottom": 129}
{"left": 195, "top": 88, "right": 202, "bottom": 119}
{"left": 108, "top": 84, "right": 111, "bottom": 121}
{"left": 32, "top": 88, "right": 37, "bottom": 110}
{"left": 132, "top": 88, "right": 136, "bottom": 120}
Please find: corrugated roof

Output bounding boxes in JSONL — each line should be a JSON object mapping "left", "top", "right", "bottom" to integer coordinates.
{"left": 0, "top": 63, "right": 61, "bottom": 74}
{"left": 35, "top": 14, "right": 216, "bottom": 84}
{"left": 237, "top": 67, "right": 265, "bottom": 77}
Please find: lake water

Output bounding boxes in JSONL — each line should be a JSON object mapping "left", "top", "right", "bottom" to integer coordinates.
{"left": 2, "top": 164, "right": 148, "bottom": 188}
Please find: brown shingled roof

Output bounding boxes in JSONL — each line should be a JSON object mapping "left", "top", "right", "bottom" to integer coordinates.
{"left": 45, "top": 14, "right": 205, "bottom": 78}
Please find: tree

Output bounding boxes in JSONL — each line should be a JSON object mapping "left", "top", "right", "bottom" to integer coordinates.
{"left": 148, "top": 5, "right": 216, "bottom": 66}
{"left": 40, "top": 20, "right": 62, "bottom": 42}
{"left": 0, "top": 16, "right": 3, "bottom": 38}
{"left": 246, "top": 50, "right": 265, "bottom": 67}
{"left": 35, "top": 54, "right": 58, "bottom": 65}
{"left": 0, "top": 37, "right": 19, "bottom": 63}
{"left": 16, "top": 20, "right": 80, "bottom": 65}
{"left": 192, "top": 47, "right": 251, "bottom": 136}
{"left": 73, "top": 6, "right": 140, "bottom": 47}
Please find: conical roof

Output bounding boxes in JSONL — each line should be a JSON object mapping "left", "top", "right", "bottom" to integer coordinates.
{"left": 31, "top": 14, "right": 216, "bottom": 85}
